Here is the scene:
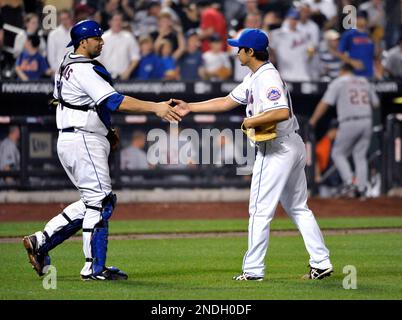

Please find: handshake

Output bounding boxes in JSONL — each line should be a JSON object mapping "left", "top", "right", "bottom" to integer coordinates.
{"left": 155, "top": 98, "right": 277, "bottom": 143}
{"left": 155, "top": 99, "right": 191, "bottom": 123}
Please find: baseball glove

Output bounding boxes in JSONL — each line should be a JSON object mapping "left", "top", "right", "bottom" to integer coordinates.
{"left": 241, "top": 121, "right": 277, "bottom": 142}
{"left": 106, "top": 128, "right": 120, "bottom": 152}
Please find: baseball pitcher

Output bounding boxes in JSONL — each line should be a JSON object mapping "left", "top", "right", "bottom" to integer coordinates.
{"left": 173, "top": 29, "right": 333, "bottom": 281}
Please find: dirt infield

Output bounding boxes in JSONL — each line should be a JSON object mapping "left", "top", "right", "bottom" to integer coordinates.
{"left": 1, "top": 227, "right": 402, "bottom": 243}
{"left": 0, "top": 197, "right": 401, "bottom": 222}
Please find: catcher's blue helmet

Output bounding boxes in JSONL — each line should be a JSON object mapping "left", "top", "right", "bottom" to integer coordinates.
{"left": 66, "top": 20, "right": 103, "bottom": 48}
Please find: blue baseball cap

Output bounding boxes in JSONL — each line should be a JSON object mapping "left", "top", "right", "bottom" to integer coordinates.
{"left": 66, "top": 20, "right": 103, "bottom": 47}
{"left": 227, "top": 28, "right": 269, "bottom": 51}
{"left": 286, "top": 8, "right": 300, "bottom": 20}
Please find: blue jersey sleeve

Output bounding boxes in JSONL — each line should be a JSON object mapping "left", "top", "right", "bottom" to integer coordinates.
{"left": 338, "top": 31, "right": 351, "bottom": 53}
{"left": 39, "top": 56, "right": 49, "bottom": 74}
{"left": 100, "top": 92, "right": 125, "bottom": 112}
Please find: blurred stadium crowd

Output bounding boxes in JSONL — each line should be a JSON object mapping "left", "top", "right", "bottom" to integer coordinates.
{"left": 0, "top": 0, "right": 401, "bottom": 197}
{"left": 0, "top": 0, "right": 401, "bottom": 82}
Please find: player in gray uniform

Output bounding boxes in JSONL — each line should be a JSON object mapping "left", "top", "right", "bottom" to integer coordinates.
{"left": 309, "top": 63, "right": 380, "bottom": 198}
{"left": 22, "top": 20, "right": 181, "bottom": 281}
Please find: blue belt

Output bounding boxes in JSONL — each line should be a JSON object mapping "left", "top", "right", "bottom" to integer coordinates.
{"left": 60, "top": 127, "right": 75, "bottom": 132}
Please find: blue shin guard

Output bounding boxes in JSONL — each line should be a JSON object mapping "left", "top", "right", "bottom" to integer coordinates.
{"left": 91, "top": 193, "right": 116, "bottom": 275}
{"left": 38, "top": 217, "right": 83, "bottom": 256}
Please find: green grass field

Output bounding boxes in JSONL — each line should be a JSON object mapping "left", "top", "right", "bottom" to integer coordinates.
{"left": 1, "top": 217, "right": 401, "bottom": 300}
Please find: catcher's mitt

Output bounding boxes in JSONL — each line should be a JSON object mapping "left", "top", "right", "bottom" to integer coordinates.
{"left": 106, "top": 128, "right": 120, "bottom": 151}
{"left": 241, "top": 121, "right": 277, "bottom": 142}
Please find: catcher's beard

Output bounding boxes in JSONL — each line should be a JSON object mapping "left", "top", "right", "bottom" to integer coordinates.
{"left": 89, "top": 49, "right": 101, "bottom": 59}
{"left": 87, "top": 44, "right": 103, "bottom": 59}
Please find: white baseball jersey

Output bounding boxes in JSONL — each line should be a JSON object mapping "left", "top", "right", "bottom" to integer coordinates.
{"left": 54, "top": 53, "right": 118, "bottom": 136}
{"left": 98, "top": 30, "right": 140, "bottom": 78}
{"left": 202, "top": 51, "right": 232, "bottom": 80}
{"left": 229, "top": 61, "right": 331, "bottom": 278}
{"left": 270, "top": 27, "right": 311, "bottom": 82}
{"left": 229, "top": 61, "right": 299, "bottom": 137}
{"left": 47, "top": 25, "right": 71, "bottom": 71}
{"left": 51, "top": 52, "right": 117, "bottom": 277}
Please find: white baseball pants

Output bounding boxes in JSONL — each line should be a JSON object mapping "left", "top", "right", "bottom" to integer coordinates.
{"left": 46, "top": 131, "right": 112, "bottom": 275}
{"left": 243, "top": 133, "right": 332, "bottom": 277}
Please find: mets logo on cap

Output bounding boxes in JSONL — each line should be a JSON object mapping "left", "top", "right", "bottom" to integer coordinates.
{"left": 267, "top": 87, "right": 281, "bottom": 101}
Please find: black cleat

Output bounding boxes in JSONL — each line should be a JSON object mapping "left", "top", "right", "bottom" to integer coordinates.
{"left": 302, "top": 266, "right": 333, "bottom": 280}
{"left": 81, "top": 266, "right": 128, "bottom": 281}
{"left": 232, "top": 272, "right": 263, "bottom": 281}
{"left": 23, "top": 234, "right": 45, "bottom": 276}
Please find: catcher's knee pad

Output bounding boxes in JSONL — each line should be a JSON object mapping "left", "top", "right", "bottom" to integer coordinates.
{"left": 90, "top": 193, "right": 117, "bottom": 275}
{"left": 38, "top": 215, "right": 83, "bottom": 255}
{"left": 101, "top": 192, "right": 117, "bottom": 220}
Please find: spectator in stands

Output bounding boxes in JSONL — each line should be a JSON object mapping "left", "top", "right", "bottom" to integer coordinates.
{"left": 291, "top": 3, "right": 321, "bottom": 80}
{"left": 197, "top": 0, "right": 227, "bottom": 52}
{"left": 201, "top": 33, "right": 232, "bottom": 81}
{"left": 120, "top": 131, "right": 150, "bottom": 170}
{"left": 74, "top": 3, "right": 96, "bottom": 23}
{"left": 270, "top": 8, "right": 312, "bottom": 82}
{"left": 230, "top": 0, "right": 261, "bottom": 32}
{"left": 319, "top": 29, "right": 342, "bottom": 81}
{"left": 304, "top": 0, "right": 337, "bottom": 30}
{"left": 120, "top": 130, "right": 152, "bottom": 183}
{"left": 0, "top": 126, "right": 20, "bottom": 184}
{"left": 133, "top": 35, "right": 163, "bottom": 80}
{"left": 0, "top": 0, "right": 23, "bottom": 75}
{"left": 0, "top": 0, "right": 23, "bottom": 29}
{"left": 262, "top": 10, "right": 283, "bottom": 33}
{"left": 337, "top": 10, "right": 375, "bottom": 79}
{"left": 95, "top": 0, "right": 135, "bottom": 29}
{"left": 15, "top": 35, "right": 52, "bottom": 81}
{"left": 13, "top": 13, "right": 46, "bottom": 59}
{"left": 120, "top": 0, "right": 136, "bottom": 22}
{"left": 153, "top": 11, "right": 185, "bottom": 61}
{"left": 94, "top": 0, "right": 120, "bottom": 31}
{"left": 98, "top": 12, "right": 140, "bottom": 80}
{"left": 178, "top": 29, "right": 204, "bottom": 81}
{"left": 230, "top": 12, "right": 262, "bottom": 82}
{"left": 132, "top": 0, "right": 161, "bottom": 38}
{"left": 359, "top": 0, "right": 385, "bottom": 30}
{"left": 158, "top": 39, "right": 180, "bottom": 80}
{"left": 383, "top": 35, "right": 402, "bottom": 79}
{"left": 47, "top": 9, "right": 73, "bottom": 73}
{"left": 297, "top": 3, "right": 320, "bottom": 49}
{"left": 359, "top": 1, "right": 385, "bottom": 74}
{"left": 170, "top": 0, "right": 200, "bottom": 33}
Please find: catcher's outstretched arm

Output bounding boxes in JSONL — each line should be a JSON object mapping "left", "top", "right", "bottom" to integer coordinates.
{"left": 243, "top": 109, "right": 289, "bottom": 129}
{"left": 118, "top": 96, "right": 181, "bottom": 122}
